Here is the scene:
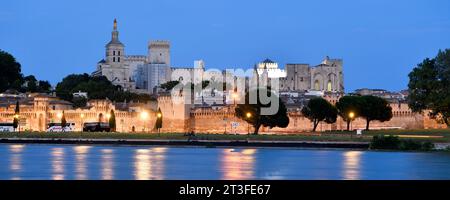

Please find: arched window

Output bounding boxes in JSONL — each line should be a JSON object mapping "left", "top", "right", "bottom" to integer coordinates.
{"left": 327, "top": 80, "right": 332, "bottom": 92}
{"left": 314, "top": 80, "right": 320, "bottom": 90}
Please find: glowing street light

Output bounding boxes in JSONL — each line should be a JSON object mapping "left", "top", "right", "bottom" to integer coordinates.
{"left": 14, "top": 114, "right": 19, "bottom": 119}
{"left": 140, "top": 111, "right": 149, "bottom": 133}
{"left": 140, "top": 111, "right": 149, "bottom": 120}
{"left": 348, "top": 112, "right": 355, "bottom": 119}
{"left": 80, "top": 114, "right": 85, "bottom": 133}
{"left": 57, "top": 113, "right": 63, "bottom": 119}
{"left": 106, "top": 113, "right": 111, "bottom": 120}
{"left": 246, "top": 112, "right": 252, "bottom": 135}
{"left": 348, "top": 111, "right": 355, "bottom": 131}
{"left": 157, "top": 113, "right": 162, "bottom": 119}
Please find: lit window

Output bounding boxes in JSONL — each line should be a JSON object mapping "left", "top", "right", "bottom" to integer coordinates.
{"left": 314, "top": 80, "right": 320, "bottom": 90}
{"left": 327, "top": 80, "right": 332, "bottom": 92}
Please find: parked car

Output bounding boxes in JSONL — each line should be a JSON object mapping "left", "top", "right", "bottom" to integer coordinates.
{"left": 0, "top": 123, "right": 15, "bottom": 132}
{"left": 83, "top": 122, "right": 111, "bottom": 132}
{"left": 47, "top": 123, "right": 75, "bottom": 132}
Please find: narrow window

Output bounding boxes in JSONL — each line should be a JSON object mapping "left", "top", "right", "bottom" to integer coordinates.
{"left": 118, "top": 51, "right": 121, "bottom": 56}
{"left": 113, "top": 57, "right": 115, "bottom": 62}
{"left": 327, "top": 80, "right": 332, "bottom": 92}
{"left": 118, "top": 57, "right": 120, "bottom": 62}
{"left": 113, "top": 51, "right": 115, "bottom": 56}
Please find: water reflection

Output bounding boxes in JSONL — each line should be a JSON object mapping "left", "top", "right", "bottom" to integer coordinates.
{"left": 220, "top": 149, "right": 256, "bottom": 180}
{"left": 101, "top": 149, "right": 114, "bottom": 180}
{"left": 134, "top": 147, "right": 167, "bottom": 180}
{"left": 342, "top": 151, "right": 362, "bottom": 180}
{"left": 73, "top": 146, "right": 91, "bottom": 180}
{"left": 51, "top": 148, "right": 65, "bottom": 180}
{"left": 9, "top": 145, "right": 25, "bottom": 180}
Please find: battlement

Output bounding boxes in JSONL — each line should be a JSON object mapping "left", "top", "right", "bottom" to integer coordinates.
{"left": 125, "top": 55, "right": 147, "bottom": 62}
{"left": 148, "top": 40, "right": 170, "bottom": 49}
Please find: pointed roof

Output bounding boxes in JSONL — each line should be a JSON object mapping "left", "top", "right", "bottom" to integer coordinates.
{"left": 106, "top": 18, "right": 124, "bottom": 47}
{"left": 262, "top": 58, "right": 275, "bottom": 63}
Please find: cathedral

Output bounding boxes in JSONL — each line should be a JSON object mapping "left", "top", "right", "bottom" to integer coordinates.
{"left": 92, "top": 19, "right": 344, "bottom": 94}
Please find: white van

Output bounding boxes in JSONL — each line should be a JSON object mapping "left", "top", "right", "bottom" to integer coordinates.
{"left": 0, "top": 123, "right": 15, "bottom": 132}
{"left": 47, "top": 123, "right": 75, "bottom": 132}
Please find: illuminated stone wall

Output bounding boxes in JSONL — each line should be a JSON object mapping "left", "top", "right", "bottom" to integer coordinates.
{"left": 0, "top": 95, "right": 447, "bottom": 133}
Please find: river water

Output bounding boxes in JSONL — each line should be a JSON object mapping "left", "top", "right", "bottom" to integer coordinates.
{"left": 0, "top": 143, "right": 449, "bottom": 180}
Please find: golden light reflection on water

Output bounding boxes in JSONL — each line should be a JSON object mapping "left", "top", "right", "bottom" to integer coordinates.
{"left": 220, "top": 148, "right": 256, "bottom": 180}
{"left": 101, "top": 149, "right": 114, "bottom": 180}
{"left": 134, "top": 147, "right": 167, "bottom": 180}
{"left": 73, "top": 146, "right": 91, "bottom": 180}
{"left": 342, "top": 151, "right": 362, "bottom": 180}
{"left": 9, "top": 145, "right": 25, "bottom": 180}
{"left": 51, "top": 148, "right": 65, "bottom": 180}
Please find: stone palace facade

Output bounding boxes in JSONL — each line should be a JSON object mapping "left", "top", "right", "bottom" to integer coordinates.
{"left": 92, "top": 19, "right": 344, "bottom": 94}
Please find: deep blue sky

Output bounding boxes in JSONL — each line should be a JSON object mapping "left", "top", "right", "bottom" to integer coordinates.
{"left": 1, "top": 0, "right": 450, "bottom": 92}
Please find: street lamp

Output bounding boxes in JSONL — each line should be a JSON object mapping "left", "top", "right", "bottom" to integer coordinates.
{"left": 80, "top": 113, "right": 85, "bottom": 133}
{"left": 246, "top": 112, "right": 252, "bottom": 135}
{"left": 348, "top": 111, "right": 355, "bottom": 131}
{"left": 156, "top": 112, "right": 162, "bottom": 136}
{"left": 140, "top": 111, "right": 149, "bottom": 133}
{"left": 14, "top": 114, "right": 20, "bottom": 133}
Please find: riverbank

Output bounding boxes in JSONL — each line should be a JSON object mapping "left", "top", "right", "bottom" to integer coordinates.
{"left": 0, "top": 137, "right": 370, "bottom": 149}
{"left": 1, "top": 129, "right": 449, "bottom": 141}
{"left": 0, "top": 129, "right": 449, "bottom": 149}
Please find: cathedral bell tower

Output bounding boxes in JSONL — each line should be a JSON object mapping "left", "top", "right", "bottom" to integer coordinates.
{"left": 106, "top": 18, "right": 125, "bottom": 65}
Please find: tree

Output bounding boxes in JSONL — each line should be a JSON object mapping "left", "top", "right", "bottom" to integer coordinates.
{"left": 408, "top": 49, "right": 450, "bottom": 126}
{"left": 37, "top": 80, "right": 52, "bottom": 93}
{"left": 56, "top": 73, "right": 155, "bottom": 104}
{"left": 109, "top": 109, "right": 116, "bottom": 132}
{"left": 0, "top": 49, "right": 23, "bottom": 92}
{"left": 13, "top": 101, "right": 19, "bottom": 131}
{"left": 61, "top": 111, "right": 67, "bottom": 131}
{"left": 155, "top": 108, "right": 163, "bottom": 135}
{"left": 336, "top": 96, "right": 362, "bottom": 131}
{"left": 359, "top": 95, "right": 393, "bottom": 130}
{"left": 301, "top": 97, "right": 337, "bottom": 132}
{"left": 235, "top": 88, "right": 289, "bottom": 135}
{"left": 23, "top": 75, "right": 38, "bottom": 92}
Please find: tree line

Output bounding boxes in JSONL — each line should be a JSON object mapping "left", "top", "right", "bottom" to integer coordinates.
{"left": 0, "top": 49, "right": 52, "bottom": 93}
{"left": 0, "top": 49, "right": 155, "bottom": 108}
{"left": 302, "top": 95, "right": 393, "bottom": 132}
{"left": 235, "top": 88, "right": 393, "bottom": 134}
{"left": 55, "top": 73, "right": 155, "bottom": 108}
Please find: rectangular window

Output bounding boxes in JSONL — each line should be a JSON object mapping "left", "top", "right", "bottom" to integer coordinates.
{"left": 118, "top": 57, "right": 120, "bottom": 62}
{"left": 113, "top": 57, "right": 115, "bottom": 62}
{"left": 118, "top": 51, "right": 121, "bottom": 56}
{"left": 113, "top": 51, "right": 115, "bottom": 56}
